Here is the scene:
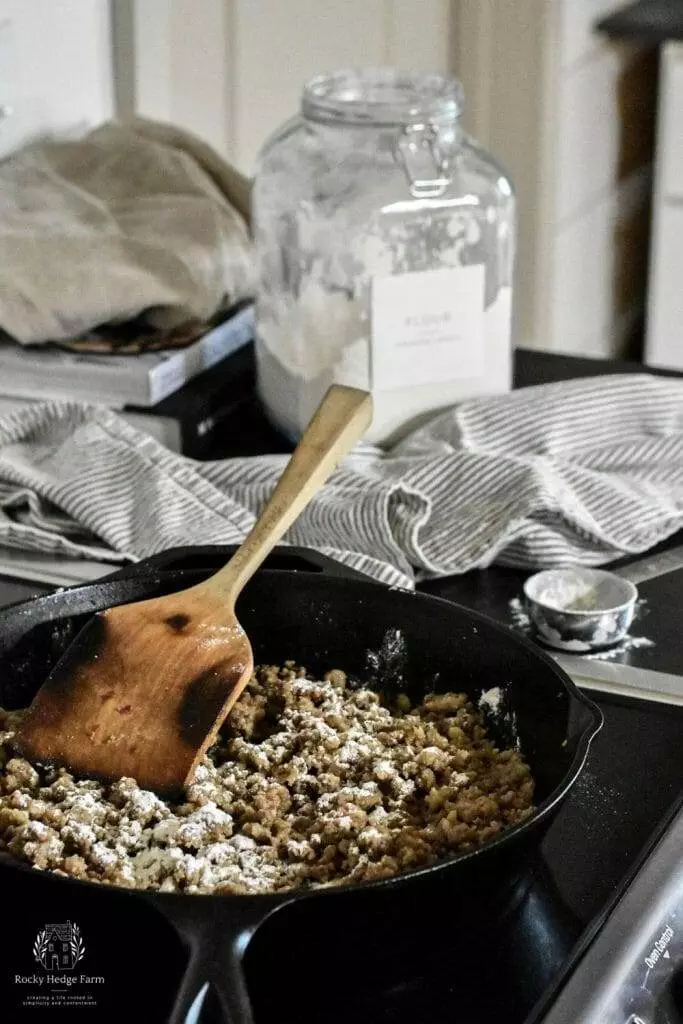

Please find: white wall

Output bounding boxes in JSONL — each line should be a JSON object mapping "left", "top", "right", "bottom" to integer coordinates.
{"left": 0, "top": 0, "right": 113, "bottom": 159}
{"left": 455, "top": 0, "right": 656, "bottom": 358}
{"left": 116, "top": 0, "right": 453, "bottom": 173}
{"left": 549, "top": 4, "right": 656, "bottom": 359}
{"left": 114, "top": 0, "right": 656, "bottom": 359}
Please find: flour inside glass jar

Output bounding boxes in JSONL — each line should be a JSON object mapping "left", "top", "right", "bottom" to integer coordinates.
{"left": 253, "top": 69, "right": 516, "bottom": 445}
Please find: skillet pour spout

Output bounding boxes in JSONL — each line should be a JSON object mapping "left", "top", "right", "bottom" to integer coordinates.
{"left": 0, "top": 563, "right": 602, "bottom": 1024}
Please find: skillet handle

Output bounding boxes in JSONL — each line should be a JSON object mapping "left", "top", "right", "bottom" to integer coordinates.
{"left": 167, "top": 943, "right": 209, "bottom": 1024}
{"left": 162, "top": 895, "right": 289, "bottom": 1024}
{"left": 210, "top": 927, "right": 258, "bottom": 1024}
{"left": 166, "top": 930, "right": 255, "bottom": 1024}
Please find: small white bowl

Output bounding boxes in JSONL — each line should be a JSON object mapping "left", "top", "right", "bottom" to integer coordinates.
{"left": 523, "top": 567, "right": 638, "bottom": 652}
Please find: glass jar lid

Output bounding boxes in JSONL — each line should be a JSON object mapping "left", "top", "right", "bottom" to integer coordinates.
{"left": 302, "top": 68, "right": 463, "bottom": 127}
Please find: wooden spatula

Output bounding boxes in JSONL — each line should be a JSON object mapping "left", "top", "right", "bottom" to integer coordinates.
{"left": 13, "top": 385, "right": 373, "bottom": 795}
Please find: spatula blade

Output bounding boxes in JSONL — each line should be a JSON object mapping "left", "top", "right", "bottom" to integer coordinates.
{"left": 13, "top": 590, "right": 253, "bottom": 795}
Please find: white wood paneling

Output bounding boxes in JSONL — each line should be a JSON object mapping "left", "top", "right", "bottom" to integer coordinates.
{"left": 645, "top": 43, "right": 683, "bottom": 369}
{"left": 117, "top": 0, "right": 234, "bottom": 156}
{"left": 0, "top": 0, "right": 113, "bottom": 158}
{"left": 646, "top": 202, "right": 683, "bottom": 369}
{"left": 115, "top": 0, "right": 656, "bottom": 360}
{"left": 456, "top": 0, "right": 656, "bottom": 357}
{"left": 550, "top": 168, "right": 651, "bottom": 358}
{"left": 232, "top": 0, "right": 387, "bottom": 170}
{"left": 658, "top": 44, "right": 683, "bottom": 199}
{"left": 127, "top": 0, "right": 173, "bottom": 121}
{"left": 389, "top": 0, "right": 452, "bottom": 69}
{"left": 455, "top": 0, "right": 557, "bottom": 352}
{"left": 169, "top": 0, "right": 233, "bottom": 158}
{"left": 556, "top": 42, "right": 624, "bottom": 225}
{"left": 558, "top": 0, "right": 627, "bottom": 70}
{"left": 555, "top": 42, "right": 656, "bottom": 226}
{"left": 118, "top": 0, "right": 453, "bottom": 173}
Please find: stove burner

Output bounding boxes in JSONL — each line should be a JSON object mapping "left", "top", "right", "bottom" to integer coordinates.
{"left": 188, "top": 858, "right": 579, "bottom": 1024}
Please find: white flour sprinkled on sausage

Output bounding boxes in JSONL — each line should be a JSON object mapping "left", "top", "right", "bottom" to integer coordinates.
{"left": 0, "top": 663, "right": 534, "bottom": 894}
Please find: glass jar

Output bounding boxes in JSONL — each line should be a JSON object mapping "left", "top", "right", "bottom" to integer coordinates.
{"left": 252, "top": 68, "right": 515, "bottom": 445}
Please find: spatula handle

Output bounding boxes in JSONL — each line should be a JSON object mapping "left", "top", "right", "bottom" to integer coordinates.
{"left": 206, "top": 385, "right": 373, "bottom": 603}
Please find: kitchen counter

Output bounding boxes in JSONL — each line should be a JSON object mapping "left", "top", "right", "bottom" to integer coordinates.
{"left": 214, "top": 344, "right": 683, "bottom": 459}
{"left": 598, "top": 0, "right": 683, "bottom": 42}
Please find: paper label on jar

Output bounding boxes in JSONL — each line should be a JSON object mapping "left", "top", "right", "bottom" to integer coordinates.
{"left": 370, "top": 265, "right": 486, "bottom": 391}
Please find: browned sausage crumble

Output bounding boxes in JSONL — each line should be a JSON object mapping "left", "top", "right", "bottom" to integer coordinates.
{"left": 0, "top": 664, "right": 534, "bottom": 894}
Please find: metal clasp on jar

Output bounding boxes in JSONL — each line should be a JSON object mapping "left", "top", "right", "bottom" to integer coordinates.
{"left": 395, "top": 123, "right": 450, "bottom": 199}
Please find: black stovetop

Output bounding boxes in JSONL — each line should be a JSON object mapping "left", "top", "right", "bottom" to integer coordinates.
{"left": 1, "top": 547, "right": 682, "bottom": 1024}
{"left": 422, "top": 558, "right": 683, "bottom": 677}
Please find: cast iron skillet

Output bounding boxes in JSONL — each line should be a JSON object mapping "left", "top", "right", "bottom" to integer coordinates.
{"left": 0, "top": 563, "right": 602, "bottom": 1024}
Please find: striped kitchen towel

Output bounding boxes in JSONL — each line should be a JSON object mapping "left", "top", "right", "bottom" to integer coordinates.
{"left": 0, "top": 373, "right": 682, "bottom": 588}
